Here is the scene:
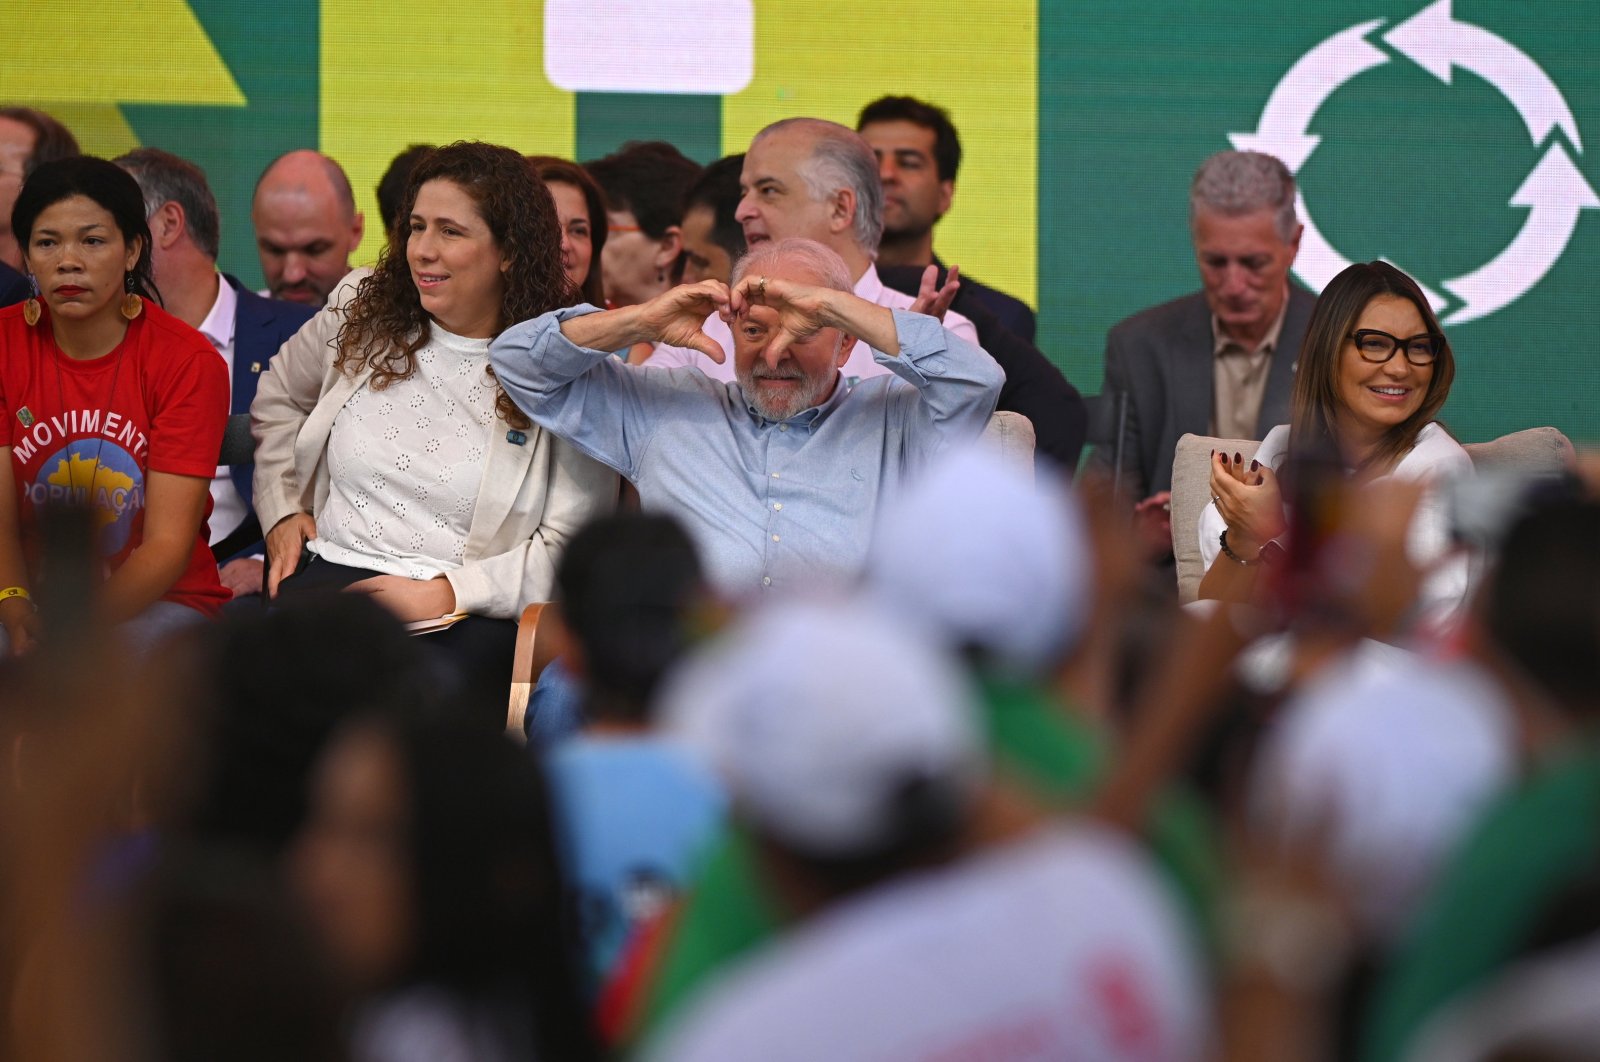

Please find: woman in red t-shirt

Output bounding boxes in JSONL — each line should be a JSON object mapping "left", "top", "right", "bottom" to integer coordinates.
{"left": 0, "top": 157, "right": 228, "bottom": 656}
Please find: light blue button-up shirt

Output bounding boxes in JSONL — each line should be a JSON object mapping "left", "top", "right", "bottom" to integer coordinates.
{"left": 489, "top": 306, "right": 1003, "bottom": 599}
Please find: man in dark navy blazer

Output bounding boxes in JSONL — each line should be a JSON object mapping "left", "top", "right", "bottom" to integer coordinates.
{"left": 117, "top": 148, "right": 316, "bottom": 597}
{"left": 857, "top": 95, "right": 1037, "bottom": 343}
{"left": 0, "top": 259, "right": 28, "bottom": 307}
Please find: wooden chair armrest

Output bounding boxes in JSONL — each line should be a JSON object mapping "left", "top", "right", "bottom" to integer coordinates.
{"left": 507, "top": 601, "right": 563, "bottom": 740}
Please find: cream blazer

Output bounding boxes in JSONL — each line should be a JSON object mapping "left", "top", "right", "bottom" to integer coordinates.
{"left": 251, "top": 270, "right": 618, "bottom": 619}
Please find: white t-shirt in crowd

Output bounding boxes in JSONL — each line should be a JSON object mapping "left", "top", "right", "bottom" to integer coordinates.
{"left": 647, "top": 823, "right": 1210, "bottom": 1062}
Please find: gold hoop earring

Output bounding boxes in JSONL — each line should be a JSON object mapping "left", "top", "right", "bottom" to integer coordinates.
{"left": 21, "top": 272, "right": 40, "bottom": 326}
{"left": 120, "top": 272, "right": 143, "bottom": 320}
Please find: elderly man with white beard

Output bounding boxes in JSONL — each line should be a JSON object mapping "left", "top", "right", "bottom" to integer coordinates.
{"left": 488, "top": 237, "right": 1002, "bottom": 598}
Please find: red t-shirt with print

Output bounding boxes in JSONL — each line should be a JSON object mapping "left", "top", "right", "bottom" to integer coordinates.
{"left": 0, "top": 300, "right": 230, "bottom": 617}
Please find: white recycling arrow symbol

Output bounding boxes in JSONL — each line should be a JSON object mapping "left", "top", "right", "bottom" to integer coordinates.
{"left": 1229, "top": 20, "right": 1389, "bottom": 173}
{"left": 1443, "top": 143, "right": 1600, "bottom": 323}
{"left": 1231, "top": 0, "right": 1598, "bottom": 326}
{"left": 1384, "top": 0, "right": 1582, "bottom": 151}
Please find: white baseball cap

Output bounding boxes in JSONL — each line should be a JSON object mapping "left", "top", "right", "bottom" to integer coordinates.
{"left": 658, "top": 597, "right": 987, "bottom": 858}
{"left": 868, "top": 445, "right": 1091, "bottom": 678}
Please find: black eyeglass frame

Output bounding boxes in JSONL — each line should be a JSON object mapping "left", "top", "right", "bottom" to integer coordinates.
{"left": 1348, "top": 328, "right": 1444, "bottom": 366}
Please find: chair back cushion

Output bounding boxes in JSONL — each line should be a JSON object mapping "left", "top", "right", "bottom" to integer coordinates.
{"left": 1172, "top": 433, "right": 1261, "bottom": 603}
{"left": 1461, "top": 426, "right": 1575, "bottom": 475}
{"left": 982, "top": 410, "right": 1038, "bottom": 479}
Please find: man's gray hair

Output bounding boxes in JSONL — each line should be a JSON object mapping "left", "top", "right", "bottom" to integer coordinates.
{"left": 732, "top": 237, "right": 853, "bottom": 294}
{"left": 1190, "top": 150, "right": 1298, "bottom": 243}
{"left": 114, "top": 147, "right": 222, "bottom": 261}
{"left": 753, "top": 118, "right": 884, "bottom": 253}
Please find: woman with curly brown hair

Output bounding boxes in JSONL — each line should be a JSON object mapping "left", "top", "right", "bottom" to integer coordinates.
{"left": 251, "top": 142, "right": 617, "bottom": 726}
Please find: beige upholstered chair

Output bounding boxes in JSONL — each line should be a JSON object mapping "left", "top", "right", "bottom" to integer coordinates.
{"left": 1170, "top": 435, "right": 1264, "bottom": 603}
{"left": 1169, "top": 426, "right": 1576, "bottom": 603}
{"left": 980, "top": 410, "right": 1038, "bottom": 479}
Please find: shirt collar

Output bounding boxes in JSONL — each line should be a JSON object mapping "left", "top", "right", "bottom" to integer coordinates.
{"left": 1211, "top": 286, "right": 1289, "bottom": 358}
{"left": 741, "top": 372, "right": 853, "bottom": 430}
{"left": 854, "top": 262, "right": 883, "bottom": 302}
{"left": 197, "top": 273, "right": 237, "bottom": 349}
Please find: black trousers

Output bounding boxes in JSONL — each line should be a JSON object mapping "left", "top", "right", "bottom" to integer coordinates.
{"left": 274, "top": 556, "right": 517, "bottom": 732}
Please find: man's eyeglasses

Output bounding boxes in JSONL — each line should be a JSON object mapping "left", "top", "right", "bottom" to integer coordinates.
{"left": 1349, "top": 329, "right": 1443, "bottom": 366}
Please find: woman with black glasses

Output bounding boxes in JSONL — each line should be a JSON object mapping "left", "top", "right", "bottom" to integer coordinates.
{"left": 1197, "top": 260, "right": 1469, "bottom": 608}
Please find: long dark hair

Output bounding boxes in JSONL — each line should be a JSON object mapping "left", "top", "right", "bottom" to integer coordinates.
{"left": 335, "top": 141, "right": 569, "bottom": 429}
{"left": 12, "top": 155, "right": 160, "bottom": 305}
{"left": 527, "top": 154, "right": 608, "bottom": 307}
{"left": 1290, "top": 261, "right": 1455, "bottom": 472}
{"left": 389, "top": 716, "right": 599, "bottom": 1061}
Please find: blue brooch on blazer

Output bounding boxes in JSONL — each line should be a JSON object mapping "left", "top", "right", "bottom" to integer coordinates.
{"left": 506, "top": 430, "right": 527, "bottom": 446}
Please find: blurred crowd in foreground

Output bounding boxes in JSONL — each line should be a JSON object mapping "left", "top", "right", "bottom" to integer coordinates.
{"left": 4, "top": 439, "right": 1600, "bottom": 1062}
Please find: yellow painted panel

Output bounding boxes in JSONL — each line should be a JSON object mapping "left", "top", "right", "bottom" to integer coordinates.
{"left": 724, "top": 2, "right": 1037, "bottom": 306}
{"left": 16, "top": 104, "right": 140, "bottom": 160}
{"left": 0, "top": 5, "right": 244, "bottom": 105}
{"left": 321, "top": 0, "right": 576, "bottom": 266}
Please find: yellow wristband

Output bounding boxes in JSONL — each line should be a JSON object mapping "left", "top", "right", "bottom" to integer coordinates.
{"left": 0, "top": 586, "right": 32, "bottom": 606}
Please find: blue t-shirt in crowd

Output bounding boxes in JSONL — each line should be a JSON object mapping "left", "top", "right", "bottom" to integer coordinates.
{"left": 547, "top": 736, "right": 726, "bottom": 986}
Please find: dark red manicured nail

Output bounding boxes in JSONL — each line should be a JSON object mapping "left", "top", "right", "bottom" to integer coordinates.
{"left": 1234, "top": 452, "right": 1242, "bottom": 465}
{"left": 1250, "top": 460, "right": 1259, "bottom": 471}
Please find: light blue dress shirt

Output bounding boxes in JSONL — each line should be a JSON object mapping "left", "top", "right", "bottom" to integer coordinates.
{"left": 489, "top": 305, "right": 1003, "bottom": 599}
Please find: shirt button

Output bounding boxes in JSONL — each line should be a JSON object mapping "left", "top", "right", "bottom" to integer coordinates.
{"left": 762, "top": 576, "right": 772, "bottom": 586}
{"left": 771, "top": 472, "right": 780, "bottom": 479}
{"left": 772, "top": 534, "right": 780, "bottom": 542}
{"left": 779, "top": 424, "right": 788, "bottom": 432}
{"left": 773, "top": 503, "right": 782, "bottom": 511}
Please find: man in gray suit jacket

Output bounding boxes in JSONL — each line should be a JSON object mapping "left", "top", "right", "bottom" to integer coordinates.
{"left": 1095, "top": 151, "right": 1309, "bottom": 549}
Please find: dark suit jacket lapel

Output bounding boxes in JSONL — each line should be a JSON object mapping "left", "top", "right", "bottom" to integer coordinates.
{"left": 1256, "top": 286, "right": 1313, "bottom": 437}
{"left": 1169, "top": 294, "right": 1216, "bottom": 440}
{"left": 226, "top": 276, "right": 279, "bottom": 504}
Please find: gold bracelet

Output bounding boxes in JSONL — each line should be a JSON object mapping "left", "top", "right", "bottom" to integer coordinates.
{"left": 0, "top": 586, "right": 33, "bottom": 606}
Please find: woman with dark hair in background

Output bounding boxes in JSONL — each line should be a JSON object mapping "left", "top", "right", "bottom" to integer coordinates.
{"left": 252, "top": 141, "right": 616, "bottom": 725}
{"left": 528, "top": 155, "right": 608, "bottom": 307}
{"left": 293, "top": 713, "right": 599, "bottom": 1062}
{"left": 1197, "top": 260, "right": 1469, "bottom": 614}
{"left": 0, "top": 156, "right": 228, "bottom": 657}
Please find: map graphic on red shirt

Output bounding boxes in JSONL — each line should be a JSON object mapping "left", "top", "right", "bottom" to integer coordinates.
{"left": 1, "top": 301, "right": 230, "bottom": 616}
{"left": 18, "top": 423, "right": 147, "bottom": 557}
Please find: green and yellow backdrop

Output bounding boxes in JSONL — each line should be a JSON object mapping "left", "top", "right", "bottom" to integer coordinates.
{"left": 7, "top": 1, "right": 1596, "bottom": 443}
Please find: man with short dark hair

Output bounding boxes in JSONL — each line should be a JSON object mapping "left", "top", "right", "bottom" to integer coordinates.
{"left": 118, "top": 147, "right": 316, "bottom": 596}
{"left": 543, "top": 513, "right": 725, "bottom": 984}
{"left": 677, "top": 154, "right": 746, "bottom": 285}
{"left": 857, "top": 95, "right": 1036, "bottom": 342}
{"left": 251, "top": 149, "right": 365, "bottom": 307}
{"left": 0, "top": 105, "right": 80, "bottom": 270}
{"left": 584, "top": 141, "right": 702, "bottom": 306}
